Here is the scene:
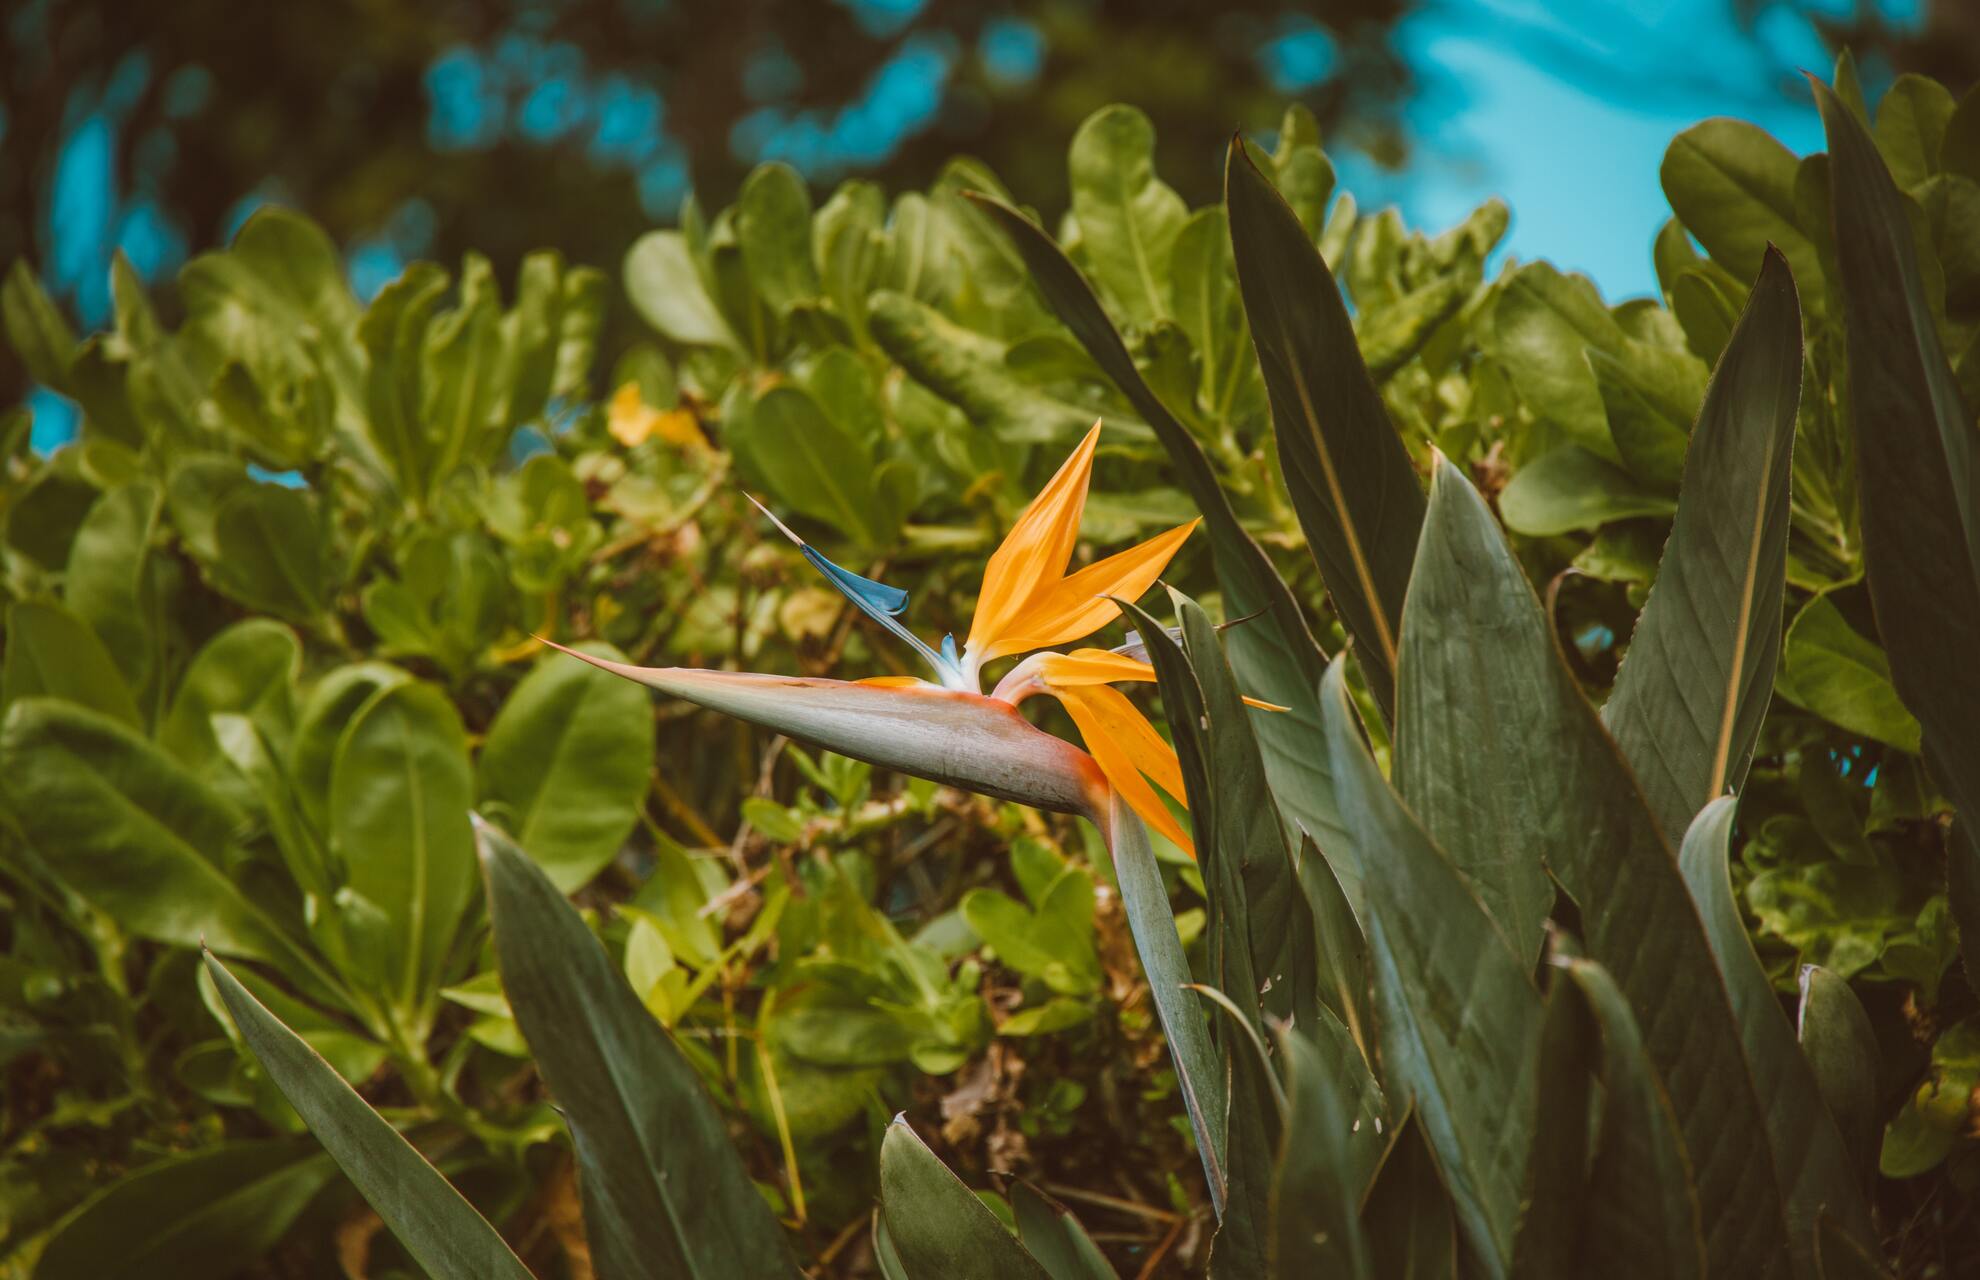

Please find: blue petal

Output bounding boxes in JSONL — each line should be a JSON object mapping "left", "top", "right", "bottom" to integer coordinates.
{"left": 804, "top": 548, "right": 910, "bottom": 616}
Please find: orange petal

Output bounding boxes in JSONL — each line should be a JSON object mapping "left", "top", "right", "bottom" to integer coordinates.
{"left": 976, "top": 519, "right": 1200, "bottom": 663}
{"left": 1048, "top": 683, "right": 1193, "bottom": 858}
{"left": 966, "top": 422, "right": 1102, "bottom": 656}
{"left": 1035, "top": 648, "right": 1158, "bottom": 688}
{"left": 855, "top": 675, "right": 929, "bottom": 689}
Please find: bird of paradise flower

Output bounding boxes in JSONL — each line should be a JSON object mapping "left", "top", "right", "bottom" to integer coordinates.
{"left": 542, "top": 419, "right": 1281, "bottom": 1211}
{"left": 547, "top": 420, "right": 1278, "bottom": 858}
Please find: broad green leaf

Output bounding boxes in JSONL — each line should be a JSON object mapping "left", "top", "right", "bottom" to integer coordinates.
{"left": 65, "top": 479, "right": 163, "bottom": 709}
{"left": 1799, "top": 965, "right": 1882, "bottom": 1189}
{"left": 1661, "top": 118, "right": 1823, "bottom": 293}
{"left": 358, "top": 262, "right": 450, "bottom": 499}
{"left": 1360, "top": 275, "right": 1469, "bottom": 383}
{"left": 1271, "top": 1027, "right": 1375, "bottom": 1280}
{"left": 289, "top": 661, "right": 410, "bottom": 832}
{"left": 477, "top": 818, "right": 801, "bottom": 1278}
{"left": 1067, "top": 105, "right": 1186, "bottom": 327}
{"left": 743, "top": 383, "right": 891, "bottom": 547}
{"left": 1, "top": 600, "right": 140, "bottom": 728}
{"left": 1105, "top": 792, "right": 1229, "bottom": 1216}
{"left": 738, "top": 162, "right": 822, "bottom": 315}
{"left": 34, "top": 1140, "right": 336, "bottom": 1279}
{"left": 1497, "top": 445, "right": 1677, "bottom": 536}
{"left": 1603, "top": 247, "right": 1801, "bottom": 847}
{"left": 206, "top": 481, "right": 330, "bottom": 624}
{"left": 1405, "top": 458, "right": 1791, "bottom": 1274}
{"left": 1479, "top": 261, "right": 1706, "bottom": 462}
{"left": 160, "top": 619, "right": 301, "bottom": 798}
{"left": 362, "top": 529, "right": 508, "bottom": 677}
{"left": 1320, "top": 658, "right": 1542, "bottom": 1275}
{"left": 867, "top": 291, "right": 1105, "bottom": 446}
{"left": 625, "top": 229, "right": 735, "bottom": 348}
{"left": 968, "top": 193, "right": 1343, "bottom": 877}
{"left": 478, "top": 642, "right": 654, "bottom": 891}
{"left": 2, "top": 260, "right": 76, "bottom": 391}
{"left": 329, "top": 681, "right": 476, "bottom": 1008}
{"left": 1875, "top": 74, "right": 1956, "bottom": 191}
{"left": 1169, "top": 207, "right": 1257, "bottom": 423}
{"left": 1555, "top": 958, "right": 1707, "bottom": 1280}
{"left": 1011, "top": 1183, "right": 1118, "bottom": 1280}
{"left": 1269, "top": 103, "right": 1338, "bottom": 240}
{"left": 0, "top": 699, "right": 335, "bottom": 995}
{"left": 203, "top": 954, "right": 534, "bottom": 1279}
{"left": 420, "top": 254, "right": 507, "bottom": 482}
{"left": 1777, "top": 596, "right": 1922, "bottom": 754}
{"left": 1678, "top": 798, "right": 1877, "bottom": 1257}
{"left": 1815, "top": 81, "right": 1980, "bottom": 832}
{"left": 816, "top": 179, "right": 886, "bottom": 340}
{"left": 1227, "top": 138, "right": 1423, "bottom": 720}
{"left": 879, "top": 1119, "right": 1051, "bottom": 1280}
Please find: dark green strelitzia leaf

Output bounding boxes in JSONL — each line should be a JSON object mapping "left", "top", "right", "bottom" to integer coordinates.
{"left": 1510, "top": 955, "right": 1598, "bottom": 1278}
{"left": 1011, "top": 1183, "right": 1118, "bottom": 1280}
{"left": 1813, "top": 79, "right": 1980, "bottom": 978}
{"left": 1271, "top": 1027, "right": 1375, "bottom": 1280}
{"left": 1678, "top": 798, "right": 1877, "bottom": 1260}
{"left": 1359, "top": 1118, "right": 1459, "bottom": 1280}
{"left": 1320, "top": 658, "right": 1543, "bottom": 1277}
{"left": 33, "top": 1140, "right": 336, "bottom": 1280}
{"left": 203, "top": 954, "right": 534, "bottom": 1280}
{"left": 1404, "top": 458, "right": 1791, "bottom": 1275}
{"left": 879, "top": 1119, "right": 1051, "bottom": 1280}
{"left": 477, "top": 817, "right": 801, "bottom": 1279}
{"left": 1603, "top": 246, "right": 1802, "bottom": 849}
{"left": 966, "top": 192, "right": 1347, "bottom": 896}
{"left": 1227, "top": 138, "right": 1424, "bottom": 721}
{"left": 1798, "top": 965, "right": 1882, "bottom": 1188}
{"left": 1102, "top": 791, "right": 1229, "bottom": 1216}
{"left": 1555, "top": 957, "right": 1707, "bottom": 1280}
{"left": 1121, "top": 593, "right": 1289, "bottom": 1274}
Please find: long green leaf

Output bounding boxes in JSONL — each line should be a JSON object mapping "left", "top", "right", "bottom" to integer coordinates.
{"left": 1510, "top": 965, "right": 1598, "bottom": 1277}
{"left": 1320, "top": 658, "right": 1542, "bottom": 1276}
{"left": 1403, "top": 458, "right": 1790, "bottom": 1274}
{"left": 203, "top": 953, "right": 534, "bottom": 1280}
{"left": 1556, "top": 957, "right": 1707, "bottom": 1280}
{"left": 1797, "top": 965, "right": 1882, "bottom": 1188}
{"left": 1271, "top": 1027, "right": 1375, "bottom": 1280}
{"left": 1814, "top": 80, "right": 1980, "bottom": 977}
{"left": 1603, "top": 246, "right": 1802, "bottom": 848}
{"left": 879, "top": 1119, "right": 1051, "bottom": 1280}
{"left": 477, "top": 816, "right": 801, "bottom": 1279}
{"left": 1011, "top": 1183, "right": 1118, "bottom": 1280}
{"left": 1103, "top": 790, "right": 1228, "bottom": 1214}
{"left": 1678, "top": 797, "right": 1877, "bottom": 1258}
{"left": 1122, "top": 594, "right": 1282, "bottom": 1271}
{"left": 1226, "top": 139, "right": 1424, "bottom": 721}
{"left": 965, "top": 193, "right": 1348, "bottom": 890}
